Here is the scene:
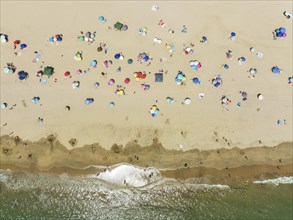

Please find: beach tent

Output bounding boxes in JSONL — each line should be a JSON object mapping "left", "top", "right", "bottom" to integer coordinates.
{"left": 43, "top": 66, "right": 54, "bottom": 77}
{"left": 155, "top": 73, "right": 163, "bottom": 82}
{"left": 114, "top": 22, "right": 123, "bottom": 31}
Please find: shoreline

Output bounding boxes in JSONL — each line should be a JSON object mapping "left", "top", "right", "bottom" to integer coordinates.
{"left": 1, "top": 135, "right": 292, "bottom": 187}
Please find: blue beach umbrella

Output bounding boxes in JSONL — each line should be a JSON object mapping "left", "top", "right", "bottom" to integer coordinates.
{"left": 224, "top": 64, "right": 229, "bottom": 69}
{"left": 192, "top": 77, "right": 201, "bottom": 84}
{"left": 127, "top": 59, "right": 133, "bottom": 64}
{"left": 57, "top": 36, "right": 62, "bottom": 42}
{"left": 49, "top": 37, "right": 54, "bottom": 43}
{"left": 280, "top": 27, "right": 286, "bottom": 33}
{"left": 202, "top": 36, "right": 207, "bottom": 41}
{"left": 241, "top": 57, "right": 246, "bottom": 62}
{"left": 277, "top": 32, "right": 283, "bottom": 37}
{"left": 144, "top": 56, "right": 149, "bottom": 62}
{"left": 94, "top": 82, "right": 100, "bottom": 88}
{"left": 98, "top": 16, "right": 104, "bottom": 21}
{"left": 114, "top": 53, "right": 120, "bottom": 59}
{"left": 85, "top": 98, "right": 94, "bottom": 105}
{"left": 20, "top": 44, "right": 27, "bottom": 49}
{"left": 91, "top": 60, "right": 97, "bottom": 67}
{"left": 272, "top": 66, "right": 280, "bottom": 74}
{"left": 231, "top": 32, "right": 236, "bottom": 37}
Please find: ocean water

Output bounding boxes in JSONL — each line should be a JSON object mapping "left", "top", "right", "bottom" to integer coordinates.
{"left": 0, "top": 166, "right": 292, "bottom": 220}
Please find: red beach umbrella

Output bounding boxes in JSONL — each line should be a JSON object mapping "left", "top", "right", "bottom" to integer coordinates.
{"left": 64, "top": 71, "right": 70, "bottom": 77}
{"left": 124, "top": 78, "right": 130, "bottom": 84}
{"left": 14, "top": 40, "right": 20, "bottom": 45}
{"left": 141, "top": 74, "right": 147, "bottom": 79}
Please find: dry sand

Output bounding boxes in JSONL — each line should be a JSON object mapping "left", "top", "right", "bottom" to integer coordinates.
{"left": 0, "top": 1, "right": 292, "bottom": 176}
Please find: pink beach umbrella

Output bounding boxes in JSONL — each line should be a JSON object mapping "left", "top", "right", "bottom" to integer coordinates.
{"left": 76, "top": 69, "right": 82, "bottom": 75}
{"left": 108, "top": 79, "right": 115, "bottom": 85}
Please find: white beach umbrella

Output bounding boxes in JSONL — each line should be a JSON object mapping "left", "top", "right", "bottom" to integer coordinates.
{"left": 184, "top": 98, "right": 191, "bottom": 105}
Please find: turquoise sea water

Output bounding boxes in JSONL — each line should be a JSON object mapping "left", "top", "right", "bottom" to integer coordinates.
{"left": 0, "top": 170, "right": 292, "bottom": 220}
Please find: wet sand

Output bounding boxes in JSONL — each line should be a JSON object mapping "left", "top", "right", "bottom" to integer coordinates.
{"left": 1, "top": 135, "right": 292, "bottom": 187}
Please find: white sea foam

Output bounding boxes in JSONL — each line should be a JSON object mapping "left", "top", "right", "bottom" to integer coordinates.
{"left": 253, "top": 176, "right": 293, "bottom": 185}
{"left": 93, "top": 164, "right": 161, "bottom": 187}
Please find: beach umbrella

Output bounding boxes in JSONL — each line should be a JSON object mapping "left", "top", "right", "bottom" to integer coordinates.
{"left": 152, "top": 5, "right": 158, "bottom": 11}
{"left": 192, "top": 77, "right": 201, "bottom": 84}
{"left": 224, "top": 64, "right": 229, "bottom": 69}
{"left": 280, "top": 27, "right": 286, "bottom": 33}
{"left": 257, "top": 94, "right": 264, "bottom": 100}
{"left": 94, "top": 82, "right": 100, "bottom": 88}
{"left": 57, "top": 36, "right": 62, "bottom": 42}
{"left": 202, "top": 36, "right": 207, "bottom": 41}
{"left": 277, "top": 32, "right": 283, "bottom": 37}
{"left": 1, "top": 103, "right": 8, "bottom": 109}
{"left": 272, "top": 66, "right": 280, "bottom": 74}
{"left": 184, "top": 98, "right": 191, "bottom": 105}
{"left": 14, "top": 40, "right": 20, "bottom": 45}
{"left": 97, "top": 46, "right": 102, "bottom": 52}
{"left": 78, "top": 36, "right": 85, "bottom": 41}
{"left": 144, "top": 56, "right": 149, "bottom": 62}
{"left": 18, "top": 71, "right": 28, "bottom": 80}
{"left": 20, "top": 44, "right": 27, "bottom": 49}
{"left": 124, "top": 78, "right": 130, "bottom": 84}
{"left": 108, "top": 79, "right": 115, "bottom": 85}
{"left": 49, "top": 37, "right": 54, "bottom": 43}
{"left": 127, "top": 59, "right": 133, "bottom": 64}
{"left": 114, "top": 53, "right": 120, "bottom": 59}
{"left": 91, "top": 60, "right": 97, "bottom": 67}
{"left": 109, "top": 102, "right": 115, "bottom": 108}
{"left": 119, "top": 55, "right": 124, "bottom": 60}
{"left": 98, "top": 16, "right": 104, "bottom": 21}
{"left": 32, "top": 97, "right": 40, "bottom": 104}
{"left": 85, "top": 98, "right": 94, "bottom": 105}
{"left": 121, "top": 25, "right": 128, "bottom": 31}
{"left": 231, "top": 32, "right": 236, "bottom": 37}
{"left": 64, "top": 71, "right": 70, "bottom": 77}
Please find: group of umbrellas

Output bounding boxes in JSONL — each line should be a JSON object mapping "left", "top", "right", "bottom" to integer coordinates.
{"left": 274, "top": 27, "right": 287, "bottom": 38}
{"left": 3, "top": 63, "right": 16, "bottom": 74}
{"left": 133, "top": 72, "right": 147, "bottom": 81}
{"left": 78, "top": 31, "right": 96, "bottom": 43}
{"left": 13, "top": 40, "right": 27, "bottom": 50}
{"left": 137, "top": 52, "right": 150, "bottom": 63}
{"left": 115, "top": 86, "right": 125, "bottom": 95}
{"left": 141, "top": 83, "right": 150, "bottom": 91}
{"left": 190, "top": 60, "right": 202, "bottom": 70}
{"left": 18, "top": 71, "right": 28, "bottom": 80}
{"left": 49, "top": 34, "right": 63, "bottom": 44}
{"left": 237, "top": 57, "right": 246, "bottom": 65}
{"left": 74, "top": 51, "right": 83, "bottom": 61}
{"left": 184, "top": 46, "right": 193, "bottom": 55}
{"left": 211, "top": 75, "right": 223, "bottom": 87}
{"left": 149, "top": 105, "right": 160, "bottom": 117}
{"left": 138, "top": 27, "right": 148, "bottom": 36}
{"left": 175, "top": 71, "right": 186, "bottom": 85}
{"left": 32, "top": 97, "right": 40, "bottom": 104}
{"left": 221, "top": 96, "right": 232, "bottom": 108}
{"left": 72, "top": 81, "right": 80, "bottom": 89}
{"left": 113, "top": 21, "right": 128, "bottom": 31}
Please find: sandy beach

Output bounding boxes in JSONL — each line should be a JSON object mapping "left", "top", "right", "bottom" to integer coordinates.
{"left": 1, "top": 1, "right": 292, "bottom": 179}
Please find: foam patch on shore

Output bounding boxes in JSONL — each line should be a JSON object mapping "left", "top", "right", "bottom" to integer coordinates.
{"left": 94, "top": 164, "right": 161, "bottom": 187}
{"left": 253, "top": 176, "right": 293, "bottom": 185}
